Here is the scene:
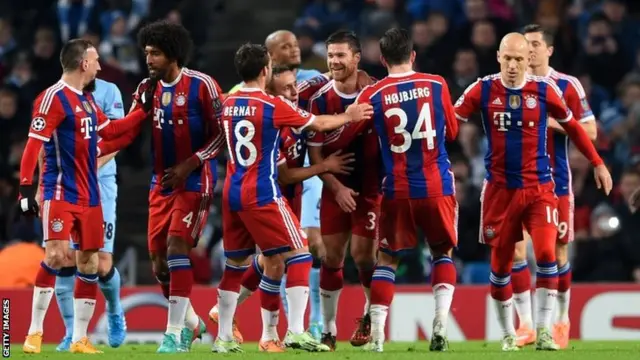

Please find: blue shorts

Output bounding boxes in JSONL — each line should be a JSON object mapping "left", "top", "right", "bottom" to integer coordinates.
{"left": 45, "top": 178, "right": 117, "bottom": 253}
{"left": 300, "top": 175, "right": 322, "bottom": 229}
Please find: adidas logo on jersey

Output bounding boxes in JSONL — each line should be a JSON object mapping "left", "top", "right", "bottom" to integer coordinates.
{"left": 75, "top": 105, "right": 82, "bottom": 113}
{"left": 492, "top": 98, "right": 502, "bottom": 105}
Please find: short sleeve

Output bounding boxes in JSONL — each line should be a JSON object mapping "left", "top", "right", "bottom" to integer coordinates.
{"left": 272, "top": 96, "right": 316, "bottom": 133}
{"left": 545, "top": 81, "right": 573, "bottom": 123}
{"left": 28, "top": 92, "right": 65, "bottom": 142}
{"left": 454, "top": 79, "right": 482, "bottom": 122}
{"left": 563, "top": 77, "right": 595, "bottom": 123}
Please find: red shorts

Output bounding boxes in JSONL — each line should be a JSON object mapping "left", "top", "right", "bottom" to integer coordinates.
{"left": 41, "top": 199, "right": 103, "bottom": 250}
{"left": 222, "top": 197, "right": 307, "bottom": 258}
{"left": 320, "top": 189, "right": 381, "bottom": 239}
{"left": 379, "top": 196, "right": 458, "bottom": 255}
{"left": 556, "top": 194, "right": 574, "bottom": 244}
{"left": 480, "top": 181, "right": 558, "bottom": 247}
{"left": 147, "top": 189, "right": 211, "bottom": 253}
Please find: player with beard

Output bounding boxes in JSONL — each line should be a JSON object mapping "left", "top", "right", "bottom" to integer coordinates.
{"left": 41, "top": 78, "right": 128, "bottom": 351}
{"left": 307, "top": 30, "right": 380, "bottom": 350}
{"left": 20, "top": 39, "right": 151, "bottom": 354}
{"left": 509, "top": 24, "right": 598, "bottom": 348}
{"left": 97, "top": 20, "right": 225, "bottom": 353}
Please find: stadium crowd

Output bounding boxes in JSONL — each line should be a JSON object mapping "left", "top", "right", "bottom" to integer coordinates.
{"left": 1, "top": 0, "right": 640, "bottom": 286}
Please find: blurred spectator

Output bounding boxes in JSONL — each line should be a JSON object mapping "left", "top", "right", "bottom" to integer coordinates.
{"left": 412, "top": 12, "right": 455, "bottom": 75}
{"left": 447, "top": 48, "right": 479, "bottom": 100}
{"left": 457, "top": 122, "right": 486, "bottom": 189}
{"left": 580, "top": 12, "right": 631, "bottom": 94}
{"left": 99, "top": 12, "right": 141, "bottom": 78}
{"left": 457, "top": 0, "right": 513, "bottom": 46}
{"left": 359, "top": 35, "right": 386, "bottom": 80}
{"left": 0, "top": 241, "right": 45, "bottom": 287}
{"left": 0, "top": 88, "right": 25, "bottom": 166}
{"left": 57, "top": 0, "right": 97, "bottom": 42}
{"left": 4, "top": 52, "right": 39, "bottom": 114}
{"left": 360, "top": 0, "right": 411, "bottom": 38}
{"left": 470, "top": 20, "right": 499, "bottom": 75}
{"left": 0, "top": 17, "right": 17, "bottom": 73}
{"left": 32, "top": 26, "right": 62, "bottom": 92}
{"left": 573, "top": 203, "right": 637, "bottom": 282}
{"left": 450, "top": 153, "right": 484, "bottom": 263}
{"left": 295, "top": 25, "right": 327, "bottom": 72}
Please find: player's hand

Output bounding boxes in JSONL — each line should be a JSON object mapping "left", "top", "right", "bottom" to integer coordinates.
{"left": 162, "top": 156, "right": 201, "bottom": 189}
{"left": 335, "top": 185, "right": 358, "bottom": 213}
{"left": 18, "top": 184, "right": 40, "bottom": 217}
{"left": 629, "top": 186, "right": 640, "bottom": 213}
{"left": 323, "top": 150, "right": 355, "bottom": 175}
{"left": 345, "top": 103, "right": 374, "bottom": 122}
{"left": 141, "top": 78, "right": 158, "bottom": 113}
{"left": 593, "top": 164, "right": 613, "bottom": 196}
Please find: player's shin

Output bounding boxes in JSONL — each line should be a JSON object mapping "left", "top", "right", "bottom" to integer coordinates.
{"left": 73, "top": 250, "right": 100, "bottom": 343}
{"left": 490, "top": 247, "right": 516, "bottom": 337}
{"left": 369, "top": 260, "right": 397, "bottom": 344}
{"left": 309, "top": 257, "right": 323, "bottom": 325}
{"left": 28, "top": 261, "right": 59, "bottom": 334}
{"left": 166, "top": 254, "right": 194, "bottom": 337}
{"left": 98, "top": 264, "right": 123, "bottom": 315}
{"left": 531, "top": 231, "right": 559, "bottom": 332}
{"left": 431, "top": 255, "right": 456, "bottom": 335}
{"left": 511, "top": 259, "right": 533, "bottom": 328}
{"left": 319, "top": 264, "right": 343, "bottom": 336}
{"left": 55, "top": 266, "right": 77, "bottom": 339}
{"left": 217, "top": 261, "right": 249, "bottom": 341}
{"left": 352, "top": 236, "right": 375, "bottom": 315}
{"left": 556, "top": 244, "right": 571, "bottom": 324}
{"left": 259, "top": 271, "right": 284, "bottom": 341}
{"left": 285, "top": 252, "right": 313, "bottom": 334}
{"left": 238, "top": 255, "right": 263, "bottom": 304}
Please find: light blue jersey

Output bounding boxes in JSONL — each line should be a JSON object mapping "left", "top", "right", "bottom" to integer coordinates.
{"left": 94, "top": 79, "right": 124, "bottom": 253}
{"left": 296, "top": 68, "right": 322, "bottom": 82}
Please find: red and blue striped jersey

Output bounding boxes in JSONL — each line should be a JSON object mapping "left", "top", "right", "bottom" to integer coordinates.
{"left": 277, "top": 127, "right": 307, "bottom": 203}
{"left": 28, "top": 81, "right": 110, "bottom": 207}
{"left": 222, "top": 88, "right": 316, "bottom": 211}
{"left": 307, "top": 80, "right": 380, "bottom": 194}
{"left": 546, "top": 68, "right": 595, "bottom": 196}
{"left": 297, "top": 74, "right": 329, "bottom": 110}
{"left": 454, "top": 74, "right": 573, "bottom": 189}
{"left": 356, "top": 71, "right": 458, "bottom": 199}
{"left": 131, "top": 68, "right": 224, "bottom": 195}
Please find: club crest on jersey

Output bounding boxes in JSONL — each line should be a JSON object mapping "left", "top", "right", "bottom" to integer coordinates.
{"left": 82, "top": 101, "right": 93, "bottom": 114}
{"left": 508, "top": 95, "right": 521, "bottom": 109}
{"left": 51, "top": 218, "right": 64, "bottom": 233}
{"left": 524, "top": 94, "right": 537, "bottom": 109}
{"left": 162, "top": 92, "right": 172, "bottom": 106}
{"left": 175, "top": 94, "right": 186, "bottom": 106}
{"left": 31, "top": 117, "right": 46, "bottom": 131}
{"left": 213, "top": 98, "right": 222, "bottom": 111}
{"left": 484, "top": 226, "right": 496, "bottom": 240}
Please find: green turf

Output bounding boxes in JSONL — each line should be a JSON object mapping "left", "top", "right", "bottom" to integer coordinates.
{"left": 8, "top": 341, "right": 640, "bottom": 359}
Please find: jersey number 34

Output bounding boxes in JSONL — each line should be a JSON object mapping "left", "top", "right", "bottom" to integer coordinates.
{"left": 385, "top": 103, "right": 436, "bottom": 154}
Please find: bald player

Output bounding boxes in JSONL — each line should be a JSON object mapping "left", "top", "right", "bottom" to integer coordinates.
{"left": 509, "top": 24, "right": 598, "bottom": 349}
{"left": 229, "top": 30, "right": 323, "bottom": 93}
{"left": 454, "top": 33, "right": 611, "bottom": 351}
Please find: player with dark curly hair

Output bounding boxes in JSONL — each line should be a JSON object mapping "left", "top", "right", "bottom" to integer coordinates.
{"left": 98, "top": 20, "right": 226, "bottom": 353}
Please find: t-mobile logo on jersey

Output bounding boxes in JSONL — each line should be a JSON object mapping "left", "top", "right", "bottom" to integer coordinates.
{"left": 493, "top": 112, "right": 536, "bottom": 132}
{"left": 80, "top": 117, "right": 95, "bottom": 139}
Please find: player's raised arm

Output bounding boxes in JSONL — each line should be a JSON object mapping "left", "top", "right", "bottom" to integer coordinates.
{"left": 96, "top": 84, "right": 154, "bottom": 140}
{"left": 273, "top": 96, "right": 373, "bottom": 133}
{"left": 453, "top": 79, "right": 482, "bottom": 122}
{"left": 19, "top": 93, "right": 66, "bottom": 214}
{"left": 546, "top": 81, "right": 612, "bottom": 194}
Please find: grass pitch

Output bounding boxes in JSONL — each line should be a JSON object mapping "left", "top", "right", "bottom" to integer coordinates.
{"left": 8, "top": 341, "right": 640, "bottom": 359}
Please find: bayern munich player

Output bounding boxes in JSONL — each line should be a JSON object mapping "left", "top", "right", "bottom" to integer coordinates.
{"left": 353, "top": 28, "right": 460, "bottom": 353}
{"left": 213, "top": 43, "right": 372, "bottom": 353}
{"left": 20, "top": 39, "right": 151, "bottom": 354}
{"left": 509, "top": 24, "right": 599, "bottom": 349}
{"left": 454, "top": 33, "right": 612, "bottom": 351}
{"left": 307, "top": 30, "right": 380, "bottom": 349}
{"left": 98, "top": 21, "right": 224, "bottom": 353}
{"left": 207, "top": 66, "right": 353, "bottom": 349}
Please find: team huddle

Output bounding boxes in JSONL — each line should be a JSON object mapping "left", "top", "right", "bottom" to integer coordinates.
{"left": 18, "top": 19, "right": 612, "bottom": 354}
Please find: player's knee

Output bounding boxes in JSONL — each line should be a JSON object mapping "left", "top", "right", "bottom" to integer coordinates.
{"left": 262, "top": 254, "right": 286, "bottom": 279}
{"left": 167, "top": 235, "right": 190, "bottom": 255}
{"left": 150, "top": 252, "right": 168, "bottom": 275}
{"left": 555, "top": 242, "right": 568, "bottom": 264}
{"left": 350, "top": 237, "right": 376, "bottom": 268}
{"left": 376, "top": 251, "right": 398, "bottom": 268}
{"left": 513, "top": 240, "right": 527, "bottom": 261}
{"left": 226, "top": 256, "right": 251, "bottom": 267}
{"left": 430, "top": 246, "right": 453, "bottom": 259}
{"left": 76, "top": 250, "right": 99, "bottom": 273}
{"left": 97, "top": 252, "right": 113, "bottom": 277}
